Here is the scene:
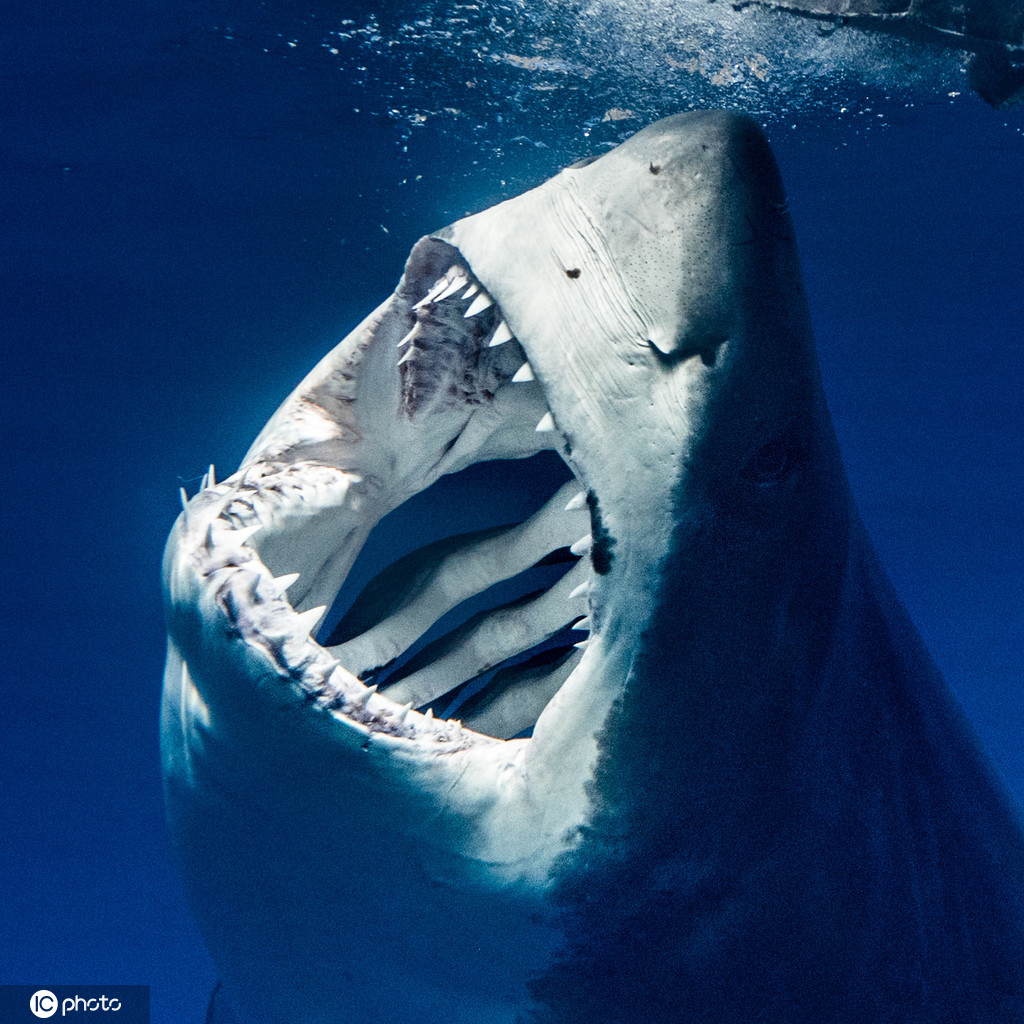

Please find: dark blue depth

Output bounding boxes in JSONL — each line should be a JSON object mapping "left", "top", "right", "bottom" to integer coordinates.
{"left": 2, "top": 1, "right": 1022, "bottom": 1020}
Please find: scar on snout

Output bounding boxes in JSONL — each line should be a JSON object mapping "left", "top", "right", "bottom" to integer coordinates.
{"left": 566, "top": 268, "right": 581, "bottom": 279}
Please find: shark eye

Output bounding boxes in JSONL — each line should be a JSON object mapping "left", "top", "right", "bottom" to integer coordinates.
{"left": 741, "top": 430, "right": 803, "bottom": 489}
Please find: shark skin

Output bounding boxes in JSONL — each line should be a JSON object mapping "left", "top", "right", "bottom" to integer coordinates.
{"left": 161, "top": 111, "right": 1024, "bottom": 1024}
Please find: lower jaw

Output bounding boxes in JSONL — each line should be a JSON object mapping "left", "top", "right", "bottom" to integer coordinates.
{"left": 182, "top": 436, "right": 597, "bottom": 745}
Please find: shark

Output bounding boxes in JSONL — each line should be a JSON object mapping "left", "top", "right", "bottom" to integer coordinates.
{"left": 161, "top": 110, "right": 1024, "bottom": 1023}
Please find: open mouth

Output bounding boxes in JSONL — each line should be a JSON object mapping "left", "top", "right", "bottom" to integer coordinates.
{"left": 179, "top": 242, "right": 597, "bottom": 745}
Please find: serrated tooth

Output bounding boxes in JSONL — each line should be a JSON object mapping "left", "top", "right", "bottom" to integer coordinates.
{"left": 272, "top": 571, "right": 301, "bottom": 595}
{"left": 564, "top": 491, "right": 587, "bottom": 512}
{"left": 349, "top": 683, "right": 378, "bottom": 711}
{"left": 294, "top": 605, "right": 327, "bottom": 637}
{"left": 464, "top": 292, "right": 494, "bottom": 318}
{"left": 398, "top": 345, "right": 416, "bottom": 365}
{"left": 208, "top": 464, "right": 217, "bottom": 488}
{"left": 461, "top": 282, "right": 480, "bottom": 299}
{"left": 511, "top": 362, "right": 535, "bottom": 383}
{"left": 412, "top": 278, "right": 448, "bottom": 309}
{"left": 570, "top": 534, "right": 592, "bottom": 556}
{"left": 488, "top": 320, "right": 513, "bottom": 347}
{"left": 572, "top": 616, "right": 592, "bottom": 632}
{"left": 232, "top": 524, "right": 262, "bottom": 545}
{"left": 535, "top": 412, "right": 556, "bottom": 433}
{"left": 569, "top": 581, "right": 590, "bottom": 601}
{"left": 434, "top": 274, "right": 468, "bottom": 302}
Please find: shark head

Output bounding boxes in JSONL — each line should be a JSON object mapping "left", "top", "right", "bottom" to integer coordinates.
{"left": 162, "top": 111, "right": 1024, "bottom": 1024}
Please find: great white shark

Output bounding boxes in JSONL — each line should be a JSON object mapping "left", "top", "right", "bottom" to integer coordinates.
{"left": 162, "top": 111, "right": 1024, "bottom": 1023}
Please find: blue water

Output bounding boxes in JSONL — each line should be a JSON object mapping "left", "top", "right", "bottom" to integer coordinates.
{"left": 2, "top": 0, "right": 1022, "bottom": 1019}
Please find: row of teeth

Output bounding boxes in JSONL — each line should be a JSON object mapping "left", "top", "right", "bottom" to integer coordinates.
{"left": 178, "top": 467, "right": 473, "bottom": 744}
{"left": 405, "top": 267, "right": 555, "bottom": 434}
{"left": 178, "top": 464, "right": 596, "bottom": 738}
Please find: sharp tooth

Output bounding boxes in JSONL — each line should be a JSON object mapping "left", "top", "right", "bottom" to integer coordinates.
{"left": 234, "top": 523, "right": 261, "bottom": 543}
{"left": 294, "top": 605, "right": 327, "bottom": 637}
{"left": 412, "top": 278, "right": 448, "bottom": 309}
{"left": 569, "top": 581, "right": 590, "bottom": 601}
{"left": 511, "top": 362, "right": 535, "bottom": 383}
{"left": 208, "top": 464, "right": 217, "bottom": 487}
{"left": 273, "top": 571, "right": 301, "bottom": 595}
{"left": 564, "top": 491, "right": 587, "bottom": 512}
{"left": 179, "top": 487, "right": 189, "bottom": 511}
{"left": 349, "top": 683, "right": 378, "bottom": 711}
{"left": 397, "top": 328, "right": 415, "bottom": 348}
{"left": 424, "top": 707, "right": 434, "bottom": 720}
{"left": 398, "top": 346, "right": 416, "bottom": 365}
{"left": 434, "top": 274, "right": 469, "bottom": 302}
{"left": 572, "top": 616, "right": 592, "bottom": 632}
{"left": 396, "top": 702, "right": 414, "bottom": 725}
{"left": 464, "top": 293, "right": 494, "bottom": 317}
{"left": 574, "top": 638, "right": 590, "bottom": 650}
{"left": 570, "top": 534, "right": 592, "bottom": 556}
{"left": 488, "top": 320, "right": 513, "bottom": 347}
{"left": 535, "top": 412, "right": 556, "bottom": 433}
{"left": 200, "top": 471, "right": 209, "bottom": 491}
{"left": 461, "top": 282, "right": 480, "bottom": 299}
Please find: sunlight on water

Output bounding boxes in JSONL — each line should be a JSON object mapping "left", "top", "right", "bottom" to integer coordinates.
{"left": 247, "top": 0, "right": 970, "bottom": 140}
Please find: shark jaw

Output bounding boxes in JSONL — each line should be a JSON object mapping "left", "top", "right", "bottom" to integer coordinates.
{"left": 161, "top": 222, "right": 663, "bottom": 900}
{"left": 163, "top": 109, "right": 818, "bottom": 895}
{"left": 169, "top": 243, "right": 604, "bottom": 747}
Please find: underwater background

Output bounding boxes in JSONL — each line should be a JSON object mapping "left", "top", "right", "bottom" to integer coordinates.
{"left": 2, "top": 0, "right": 1022, "bottom": 1019}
